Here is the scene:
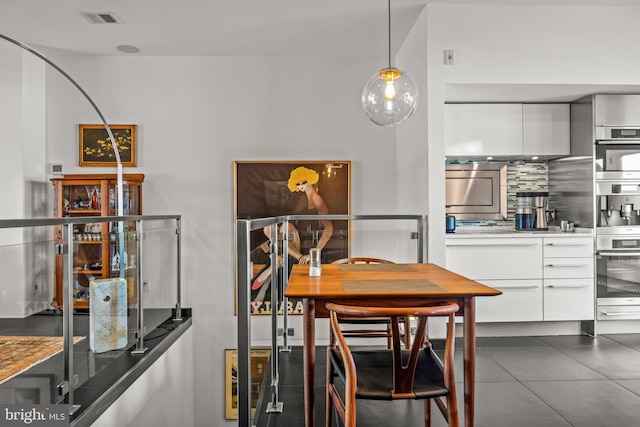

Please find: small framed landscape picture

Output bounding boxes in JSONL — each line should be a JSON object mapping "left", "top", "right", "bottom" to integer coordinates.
{"left": 79, "top": 124, "right": 137, "bottom": 167}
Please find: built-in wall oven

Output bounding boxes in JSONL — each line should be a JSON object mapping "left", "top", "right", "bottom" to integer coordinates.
{"left": 596, "top": 230, "right": 640, "bottom": 319}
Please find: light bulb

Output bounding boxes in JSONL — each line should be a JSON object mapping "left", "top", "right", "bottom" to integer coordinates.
{"left": 362, "top": 67, "right": 419, "bottom": 127}
{"left": 384, "top": 80, "right": 396, "bottom": 100}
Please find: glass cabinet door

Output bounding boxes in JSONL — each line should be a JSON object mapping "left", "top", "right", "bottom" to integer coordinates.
{"left": 62, "top": 183, "right": 103, "bottom": 214}
{"left": 108, "top": 183, "right": 141, "bottom": 215}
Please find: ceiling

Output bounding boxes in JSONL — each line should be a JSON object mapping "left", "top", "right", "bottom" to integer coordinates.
{"left": 1, "top": 0, "right": 638, "bottom": 102}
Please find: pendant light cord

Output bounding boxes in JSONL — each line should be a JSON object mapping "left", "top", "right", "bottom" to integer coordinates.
{"left": 387, "top": 0, "right": 391, "bottom": 69}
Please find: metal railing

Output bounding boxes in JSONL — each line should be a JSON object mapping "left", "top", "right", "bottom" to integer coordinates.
{"left": 0, "top": 214, "right": 182, "bottom": 415}
{"left": 235, "top": 214, "right": 426, "bottom": 426}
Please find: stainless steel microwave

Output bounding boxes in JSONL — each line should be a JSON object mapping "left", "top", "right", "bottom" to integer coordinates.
{"left": 595, "top": 140, "right": 640, "bottom": 180}
{"left": 445, "top": 164, "right": 508, "bottom": 220}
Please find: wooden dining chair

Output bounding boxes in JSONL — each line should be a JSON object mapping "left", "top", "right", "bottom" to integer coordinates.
{"left": 330, "top": 257, "right": 409, "bottom": 348}
{"left": 325, "top": 301, "right": 460, "bottom": 427}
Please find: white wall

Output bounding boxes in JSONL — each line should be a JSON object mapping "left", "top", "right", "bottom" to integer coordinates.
{"left": 0, "top": 44, "right": 23, "bottom": 220}
{"left": 91, "top": 327, "right": 194, "bottom": 427}
{"left": 431, "top": 4, "right": 640, "bottom": 86}
{"left": 396, "top": 7, "right": 439, "bottom": 264}
{"left": 0, "top": 46, "right": 49, "bottom": 316}
{"left": 43, "top": 54, "right": 396, "bottom": 426}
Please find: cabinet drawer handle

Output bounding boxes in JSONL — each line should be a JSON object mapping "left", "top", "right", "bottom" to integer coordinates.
{"left": 447, "top": 242, "right": 538, "bottom": 247}
{"left": 545, "top": 264, "right": 588, "bottom": 268}
{"left": 493, "top": 285, "right": 539, "bottom": 290}
{"left": 545, "top": 284, "right": 588, "bottom": 288}
{"left": 546, "top": 243, "right": 588, "bottom": 247}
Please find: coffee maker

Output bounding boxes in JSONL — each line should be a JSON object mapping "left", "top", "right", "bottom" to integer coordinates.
{"left": 515, "top": 191, "right": 549, "bottom": 230}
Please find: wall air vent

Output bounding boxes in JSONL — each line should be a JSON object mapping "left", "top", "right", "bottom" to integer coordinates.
{"left": 82, "top": 12, "right": 122, "bottom": 24}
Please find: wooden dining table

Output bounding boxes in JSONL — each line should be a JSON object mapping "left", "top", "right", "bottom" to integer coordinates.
{"left": 284, "top": 262, "right": 501, "bottom": 427}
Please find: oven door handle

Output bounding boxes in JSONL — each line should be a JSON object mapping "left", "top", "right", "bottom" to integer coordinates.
{"left": 596, "top": 140, "right": 640, "bottom": 144}
{"left": 597, "top": 251, "right": 640, "bottom": 257}
{"left": 600, "top": 311, "right": 640, "bottom": 316}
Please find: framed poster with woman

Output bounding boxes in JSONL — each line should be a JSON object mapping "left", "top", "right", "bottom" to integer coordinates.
{"left": 234, "top": 160, "right": 351, "bottom": 315}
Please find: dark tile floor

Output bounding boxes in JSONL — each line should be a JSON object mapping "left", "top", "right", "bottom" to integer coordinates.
{"left": 256, "top": 334, "right": 640, "bottom": 427}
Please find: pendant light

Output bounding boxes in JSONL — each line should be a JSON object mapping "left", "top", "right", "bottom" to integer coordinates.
{"left": 362, "top": 0, "right": 419, "bottom": 127}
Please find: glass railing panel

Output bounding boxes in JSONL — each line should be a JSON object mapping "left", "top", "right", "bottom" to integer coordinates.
{"left": 0, "top": 224, "right": 61, "bottom": 405}
{"left": 344, "top": 218, "right": 421, "bottom": 263}
{"left": 138, "top": 218, "right": 180, "bottom": 338}
{"left": 0, "top": 215, "right": 182, "bottom": 415}
{"left": 62, "top": 217, "right": 132, "bottom": 403}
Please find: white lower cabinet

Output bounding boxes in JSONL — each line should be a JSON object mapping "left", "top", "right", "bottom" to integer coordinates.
{"left": 446, "top": 235, "right": 595, "bottom": 323}
{"left": 544, "top": 279, "right": 594, "bottom": 321}
{"left": 543, "top": 257, "right": 593, "bottom": 279}
{"left": 543, "top": 237, "right": 594, "bottom": 321}
{"left": 445, "top": 238, "right": 542, "bottom": 280}
{"left": 446, "top": 237, "right": 543, "bottom": 322}
{"left": 476, "top": 279, "right": 543, "bottom": 322}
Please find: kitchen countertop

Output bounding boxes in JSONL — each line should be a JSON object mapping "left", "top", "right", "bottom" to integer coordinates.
{"left": 446, "top": 226, "right": 594, "bottom": 238}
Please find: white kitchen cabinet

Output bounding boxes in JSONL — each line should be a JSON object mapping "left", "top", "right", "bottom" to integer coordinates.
{"left": 542, "top": 237, "right": 594, "bottom": 321}
{"left": 446, "top": 234, "right": 595, "bottom": 323}
{"left": 523, "top": 104, "right": 570, "bottom": 157}
{"left": 542, "top": 237, "right": 594, "bottom": 258}
{"left": 476, "top": 279, "right": 543, "bottom": 322}
{"left": 445, "top": 237, "right": 542, "bottom": 280}
{"left": 444, "top": 104, "right": 523, "bottom": 157}
{"left": 544, "top": 279, "right": 594, "bottom": 321}
{"left": 444, "top": 103, "right": 570, "bottom": 158}
{"left": 543, "top": 257, "right": 593, "bottom": 279}
{"left": 446, "top": 237, "right": 543, "bottom": 322}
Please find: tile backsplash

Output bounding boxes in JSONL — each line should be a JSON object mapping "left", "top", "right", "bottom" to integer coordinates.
{"left": 451, "top": 160, "right": 548, "bottom": 227}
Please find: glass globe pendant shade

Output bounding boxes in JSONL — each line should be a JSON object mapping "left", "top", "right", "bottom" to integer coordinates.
{"left": 362, "top": 67, "right": 419, "bottom": 127}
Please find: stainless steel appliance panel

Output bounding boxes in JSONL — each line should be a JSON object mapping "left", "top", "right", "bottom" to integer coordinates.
{"left": 595, "top": 127, "right": 640, "bottom": 141}
{"left": 570, "top": 95, "right": 595, "bottom": 157}
{"left": 548, "top": 156, "right": 594, "bottom": 228}
{"left": 595, "top": 94, "right": 640, "bottom": 127}
{"left": 445, "top": 164, "right": 507, "bottom": 220}
{"left": 597, "top": 305, "right": 640, "bottom": 320}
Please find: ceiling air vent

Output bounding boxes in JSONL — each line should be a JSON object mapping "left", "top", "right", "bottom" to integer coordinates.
{"left": 82, "top": 12, "right": 122, "bottom": 24}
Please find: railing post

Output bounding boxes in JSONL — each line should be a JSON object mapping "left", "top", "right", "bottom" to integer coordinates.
{"left": 132, "top": 219, "right": 148, "bottom": 354}
{"left": 236, "top": 220, "right": 253, "bottom": 426}
{"left": 267, "top": 223, "right": 283, "bottom": 413}
{"left": 62, "top": 224, "right": 80, "bottom": 414}
{"left": 281, "top": 219, "right": 291, "bottom": 352}
{"left": 174, "top": 217, "right": 183, "bottom": 321}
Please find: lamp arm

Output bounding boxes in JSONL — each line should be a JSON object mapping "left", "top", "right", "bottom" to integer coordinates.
{"left": 0, "top": 33, "right": 124, "bottom": 217}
